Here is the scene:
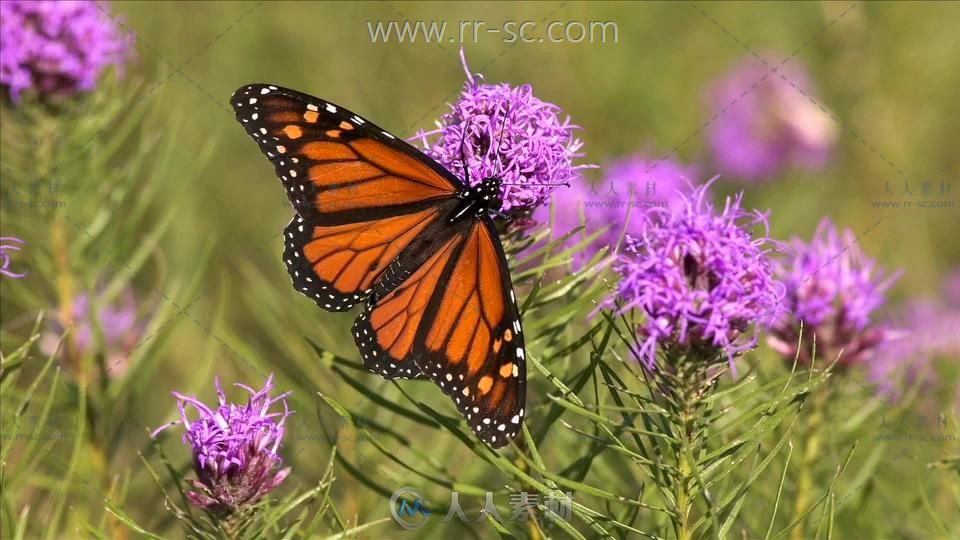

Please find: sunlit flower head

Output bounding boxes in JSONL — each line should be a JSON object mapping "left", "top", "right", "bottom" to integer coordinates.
{"left": 707, "top": 56, "right": 836, "bottom": 181}
{"left": 413, "top": 49, "right": 591, "bottom": 216}
{"left": 152, "top": 374, "right": 292, "bottom": 514}
{"left": 0, "top": 0, "right": 134, "bottom": 102}
{"left": 766, "top": 219, "right": 901, "bottom": 367}
{"left": 532, "top": 155, "right": 699, "bottom": 268}
{"left": 611, "top": 180, "right": 783, "bottom": 368}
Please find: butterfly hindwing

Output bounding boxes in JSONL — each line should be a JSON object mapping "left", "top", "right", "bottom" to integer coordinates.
{"left": 415, "top": 219, "right": 526, "bottom": 448}
{"left": 234, "top": 84, "right": 464, "bottom": 311}
{"left": 283, "top": 208, "right": 443, "bottom": 312}
{"left": 355, "top": 217, "right": 526, "bottom": 447}
{"left": 352, "top": 226, "right": 467, "bottom": 379}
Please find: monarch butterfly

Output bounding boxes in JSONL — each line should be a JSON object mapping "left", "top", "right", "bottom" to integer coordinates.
{"left": 231, "top": 84, "right": 525, "bottom": 448}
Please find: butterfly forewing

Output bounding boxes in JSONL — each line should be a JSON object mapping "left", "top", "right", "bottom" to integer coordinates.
{"left": 231, "top": 84, "right": 461, "bottom": 225}
{"left": 233, "top": 84, "right": 462, "bottom": 311}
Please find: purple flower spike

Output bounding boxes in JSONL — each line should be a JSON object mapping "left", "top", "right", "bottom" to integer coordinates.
{"left": 413, "top": 49, "right": 591, "bottom": 216}
{"left": 707, "top": 56, "right": 837, "bottom": 181}
{"left": 532, "top": 155, "right": 700, "bottom": 268}
{"left": 767, "top": 219, "right": 901, "bottom": 367}
{"left": 0, "top": 1, "right": 134, "bottom": 103}
{"left": 39, "top": 288, "right": 143, "bottom": 378}
{"left": 152, "top": 374, "right": 293, "bottom": 514}
{"left": 611, "top": 179, "right": 783, "bottom": 368}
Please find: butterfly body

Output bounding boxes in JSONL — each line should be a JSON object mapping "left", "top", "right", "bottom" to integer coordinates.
{"left": 232, "top": 84, "right": 526, "bottom": 448}
{"left": 450, "top": 177, "right": 504, "bottom": 222}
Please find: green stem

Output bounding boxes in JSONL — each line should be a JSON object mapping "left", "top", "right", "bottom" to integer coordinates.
{"left": 790, "top": 382, "right": 832, "bottom": 540}
{"left": 672, "top": 360, "right": 702, "bottom": 540}
{"left": 677, "top": 428, "right": 694, "bottom": 540}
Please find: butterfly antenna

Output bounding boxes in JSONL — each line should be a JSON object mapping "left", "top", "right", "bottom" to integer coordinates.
{"left": 493, "top": 101, "right": 513, "bottom": 178}
{"left": 459, "top": 121, "right": 471, "bottom": 186}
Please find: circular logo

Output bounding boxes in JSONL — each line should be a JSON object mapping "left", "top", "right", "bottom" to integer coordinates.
{"left": 390, "top": 487, "right": 431, "bottom": 530}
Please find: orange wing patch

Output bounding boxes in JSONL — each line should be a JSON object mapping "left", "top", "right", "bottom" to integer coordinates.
{"left": 288, "top": 139, "right": 456, "bottom": 213}
{"left": 301, "top": 141, "right": 357, "bottom": 161}
{"left": 426, "top": 224, "right": 506, "bottom": 374}
{"left": 282, "top": 125, "right": 303, "bottom": 139}
{"left": 350, "top": 139, "right": 455, "bottom": 192}
{"left": 369, "top": 234, "right": 462, "bottom": 359}
{"left": 302, "top": 208, "right": 439, "bottom": 296}
{"left": 315, "top": 176, "right": 451, "bottom": 213}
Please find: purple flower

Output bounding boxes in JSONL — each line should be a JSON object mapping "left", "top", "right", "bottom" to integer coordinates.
{"left": 532, "top": 155, "right": 700, "bottom": 268}
{"left": 868, "top": 301, "right": 957, "bottom": 400}
{"left": 0, "top": 236, "right": 27, "bottom": 278}
{"left": 412, "top": 49, "right": 591, "bottom": 216}
{"left": 611, "top": 180, "right": 783, "bottom": 368}
{"left": 0, "top": 1, "right": 134, "bottom": 103}
{"left": 706, "top": 56, "right": 837, "bottom": 181}
{"left": 40, "top": 288, "right": 144, "bottom": 377}
{"left": 152, "top": 375, "right": 292, "bottom": 514}
{"left": 767, "top": 219, "right": 901, "bottom": 367}
{"left": 869, "top": 274, "right": 960, "bottom": 400}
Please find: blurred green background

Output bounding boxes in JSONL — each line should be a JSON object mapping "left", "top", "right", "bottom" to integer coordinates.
{"left": 120, "top": 0, "right": 960, "bottom": 297}
{"left": 1, "top": 1, "right": 958, "bottom": 538}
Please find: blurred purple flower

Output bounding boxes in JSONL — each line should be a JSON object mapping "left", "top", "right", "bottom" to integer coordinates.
{"left": 0, "top": 1, "right": 134, "bottom": 102}
{"left": 707, "top": 56, "right": 837, "bottom": 181}
{"left": 413, "top": 49, "right": 591, "bottom": 216}
{"left": 532, "top": 155, "right": 699, "bottom": 268}
{"left": 869, "top": 274, "right": 960, "bottom": 400}
{"left": 0, "top": 236, "right": 28, "bottom": 278}
{"left": 611, "top": 180, "right": 783, "bottom": 368}
{"left": 40, "top": 288, "right": 143, "bottom": 377}
{"left": 152, "top": 374, "right": 292, "bottom": 514}
{"left": 767, "top": 219, "right": 901, "bottom": 367}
